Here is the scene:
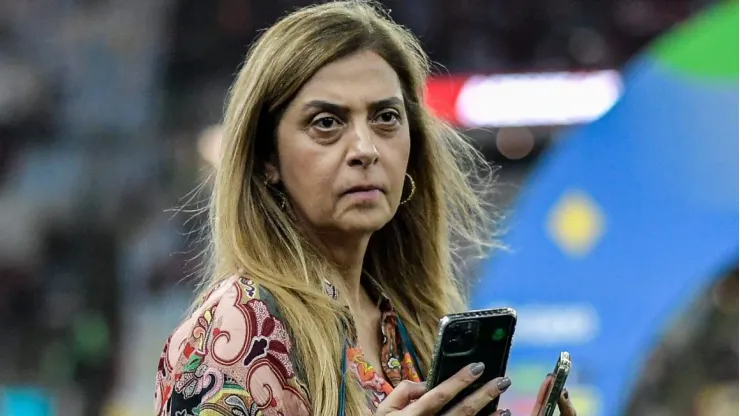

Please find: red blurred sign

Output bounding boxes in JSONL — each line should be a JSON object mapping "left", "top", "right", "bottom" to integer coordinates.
{"left": 424, "top": 71, "right": 622, "bottom": 128}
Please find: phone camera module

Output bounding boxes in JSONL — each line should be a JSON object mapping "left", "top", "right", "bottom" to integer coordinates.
{"left": 443, "top": 321, "right": 480, "bottom": 354}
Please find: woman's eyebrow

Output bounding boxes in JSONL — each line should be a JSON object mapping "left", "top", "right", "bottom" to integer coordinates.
{"left": 301, "top": 96, "right": 404, "bottom": 116}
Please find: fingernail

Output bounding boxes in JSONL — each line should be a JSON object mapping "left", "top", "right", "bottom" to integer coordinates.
{"left": 470, "top": 362, "right": 485, "bottom": 376}
{"left": 500, "top": 409, "right": 512, "bottom": 416}
{"left": 546, "top": 373, "right": 554, "bottom": 378}
{"left": 497, "top": 377, "right": 511, "bottom": 392}
{"left": 563, "top": 388, "right": 569, "bottom": 399}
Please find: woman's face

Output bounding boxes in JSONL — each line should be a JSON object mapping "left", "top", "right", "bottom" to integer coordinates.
{"left": 269, "top": 50, "right": 411, "bottom": 237}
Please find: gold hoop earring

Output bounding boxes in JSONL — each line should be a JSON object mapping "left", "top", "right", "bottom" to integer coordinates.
{"left": 263, "top": 177, "right": 288, "bottom": 210}
{"left": 400, "top": 173, "right": 416, "bottom": 205}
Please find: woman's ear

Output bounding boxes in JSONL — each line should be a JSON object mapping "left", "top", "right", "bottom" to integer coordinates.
{"left": 264, "top": 157, "right": 280, "bottom": 185}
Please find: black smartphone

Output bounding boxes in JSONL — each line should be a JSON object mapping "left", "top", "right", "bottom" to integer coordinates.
{"left": 425, "top": 308, "right": 517, "bottom": 415}
{"left": 541, "top": 352, "right": 571, "bottom": 416}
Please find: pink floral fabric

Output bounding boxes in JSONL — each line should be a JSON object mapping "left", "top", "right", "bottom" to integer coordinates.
{"left": 155, "top": 276, "right": 421, "bottom": 415}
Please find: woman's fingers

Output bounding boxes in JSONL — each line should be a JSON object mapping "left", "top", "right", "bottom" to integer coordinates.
{"left": 406, "top": 363, "right": 486, "bottom": 414}
{"left": 374, "top": 380, "right": 427, "bottom": 413}
{"left": 529, "top": 374, "right": 554, "bottom": 416}
{"left": 442, "top": 376, "right": 511, "bottom": 415}
{"left": 557, "top": 389, "right": 577, "bottom": 416}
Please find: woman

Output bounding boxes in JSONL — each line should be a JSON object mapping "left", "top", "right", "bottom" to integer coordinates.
{"left": 155, "top": 2, "right": 577, "bottom": 416}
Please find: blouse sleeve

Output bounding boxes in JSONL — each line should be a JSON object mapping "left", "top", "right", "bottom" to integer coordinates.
{"left": 155, "top": 278, "right": 312, "bottom": 416}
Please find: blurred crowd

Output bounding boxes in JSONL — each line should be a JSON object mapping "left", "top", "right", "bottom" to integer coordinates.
{"left": 628, "top": 269, "right": 738, "bottom": 416}
{"left": 0, "top": 0, "right": 730, "bottom": 415}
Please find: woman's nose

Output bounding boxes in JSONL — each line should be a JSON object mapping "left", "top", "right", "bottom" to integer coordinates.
{"left": 347, "top": 127, "right": 379, "bottom": 168}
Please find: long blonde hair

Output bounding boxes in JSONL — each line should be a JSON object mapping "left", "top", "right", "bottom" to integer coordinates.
{"left": 203, "top": 1, "right": 496, "bottom": 415}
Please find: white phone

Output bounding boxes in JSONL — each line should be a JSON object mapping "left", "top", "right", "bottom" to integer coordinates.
{"left": 541, "top": 351, "right": 571, "bottom": 416}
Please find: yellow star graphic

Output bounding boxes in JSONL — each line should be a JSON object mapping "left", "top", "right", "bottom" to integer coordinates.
{"left": 546, "top": 190, "right": 606, "bottom": 257}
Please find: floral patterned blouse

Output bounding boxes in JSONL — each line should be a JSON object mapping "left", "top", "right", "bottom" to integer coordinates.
{"left": 155, "top": 276, "right": 422, "bottom": 415}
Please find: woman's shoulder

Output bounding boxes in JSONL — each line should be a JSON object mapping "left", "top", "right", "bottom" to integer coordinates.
{"left": 155, "top": 276, "right": 310, "bottom": 416}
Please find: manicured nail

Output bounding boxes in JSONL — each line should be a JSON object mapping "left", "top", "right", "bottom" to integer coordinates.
{"left": 470, "top": 362, "right": 485, "bottom": 376}
{"left": 546, "top": 373, "right": 554, "bottom": 378}
{"left": 563, "top": 388, "right": 569, "bottom": 399}
{"left": 497, "top": 377, "right": 511, "bottom": 392}
{"left": 500, "top": 409, "right": 512, "bottom": 416}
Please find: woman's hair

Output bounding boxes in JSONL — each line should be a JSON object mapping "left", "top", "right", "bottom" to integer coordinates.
{"left": 202, "top": 1, "right": 497, "bottom": 415}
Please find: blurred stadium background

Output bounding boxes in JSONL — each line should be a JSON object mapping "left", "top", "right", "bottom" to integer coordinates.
{"left": 0, "top": 1, "right": 736, "bottom": 415}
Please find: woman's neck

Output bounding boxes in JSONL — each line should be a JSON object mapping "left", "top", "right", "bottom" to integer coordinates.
{"left": 308, "top": 229, "right": 372, "bottom": 306}
{"left": 331, "top": 238, "right": 370, "bottom": 306}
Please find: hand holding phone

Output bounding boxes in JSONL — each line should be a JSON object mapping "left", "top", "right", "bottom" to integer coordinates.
{"left": 375, "top": 311, "right": 578, "bottom": 416}
{"left": 539, "top": 352, "right": 572, "bottom": 416}
{"left": 374, "top": 363, "right": 513, "bottom": 416}
{"left": 424, "top": 308, "right": 517, "bottom": 415}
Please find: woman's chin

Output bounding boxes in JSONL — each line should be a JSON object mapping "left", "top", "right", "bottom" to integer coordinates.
{"left": 336, "top": 211, "right": 392, "bottom": 235}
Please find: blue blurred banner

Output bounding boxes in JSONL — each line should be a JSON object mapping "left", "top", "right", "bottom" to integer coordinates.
{"left": 0, "top": 387, "right": 53, "bottom": 416}
{"left": 472, "top": 3, "right": 738, "bottom": 414}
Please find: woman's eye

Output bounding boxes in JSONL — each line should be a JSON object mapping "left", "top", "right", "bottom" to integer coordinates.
{"left": 375, "top": 111, "right": 399, "bottom": 125}
{"left": 312, "top": 116, "right": 339, "bottom": 130}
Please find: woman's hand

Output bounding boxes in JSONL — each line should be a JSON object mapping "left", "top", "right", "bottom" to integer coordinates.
{"left": 375, "top": 363, "right": 513, "bottom": 415}
{"left": 375, "top": 366, "right": 578, "bottom": 416}
{"left": 529, "top": 374, "right": 577, "bottom": 416}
